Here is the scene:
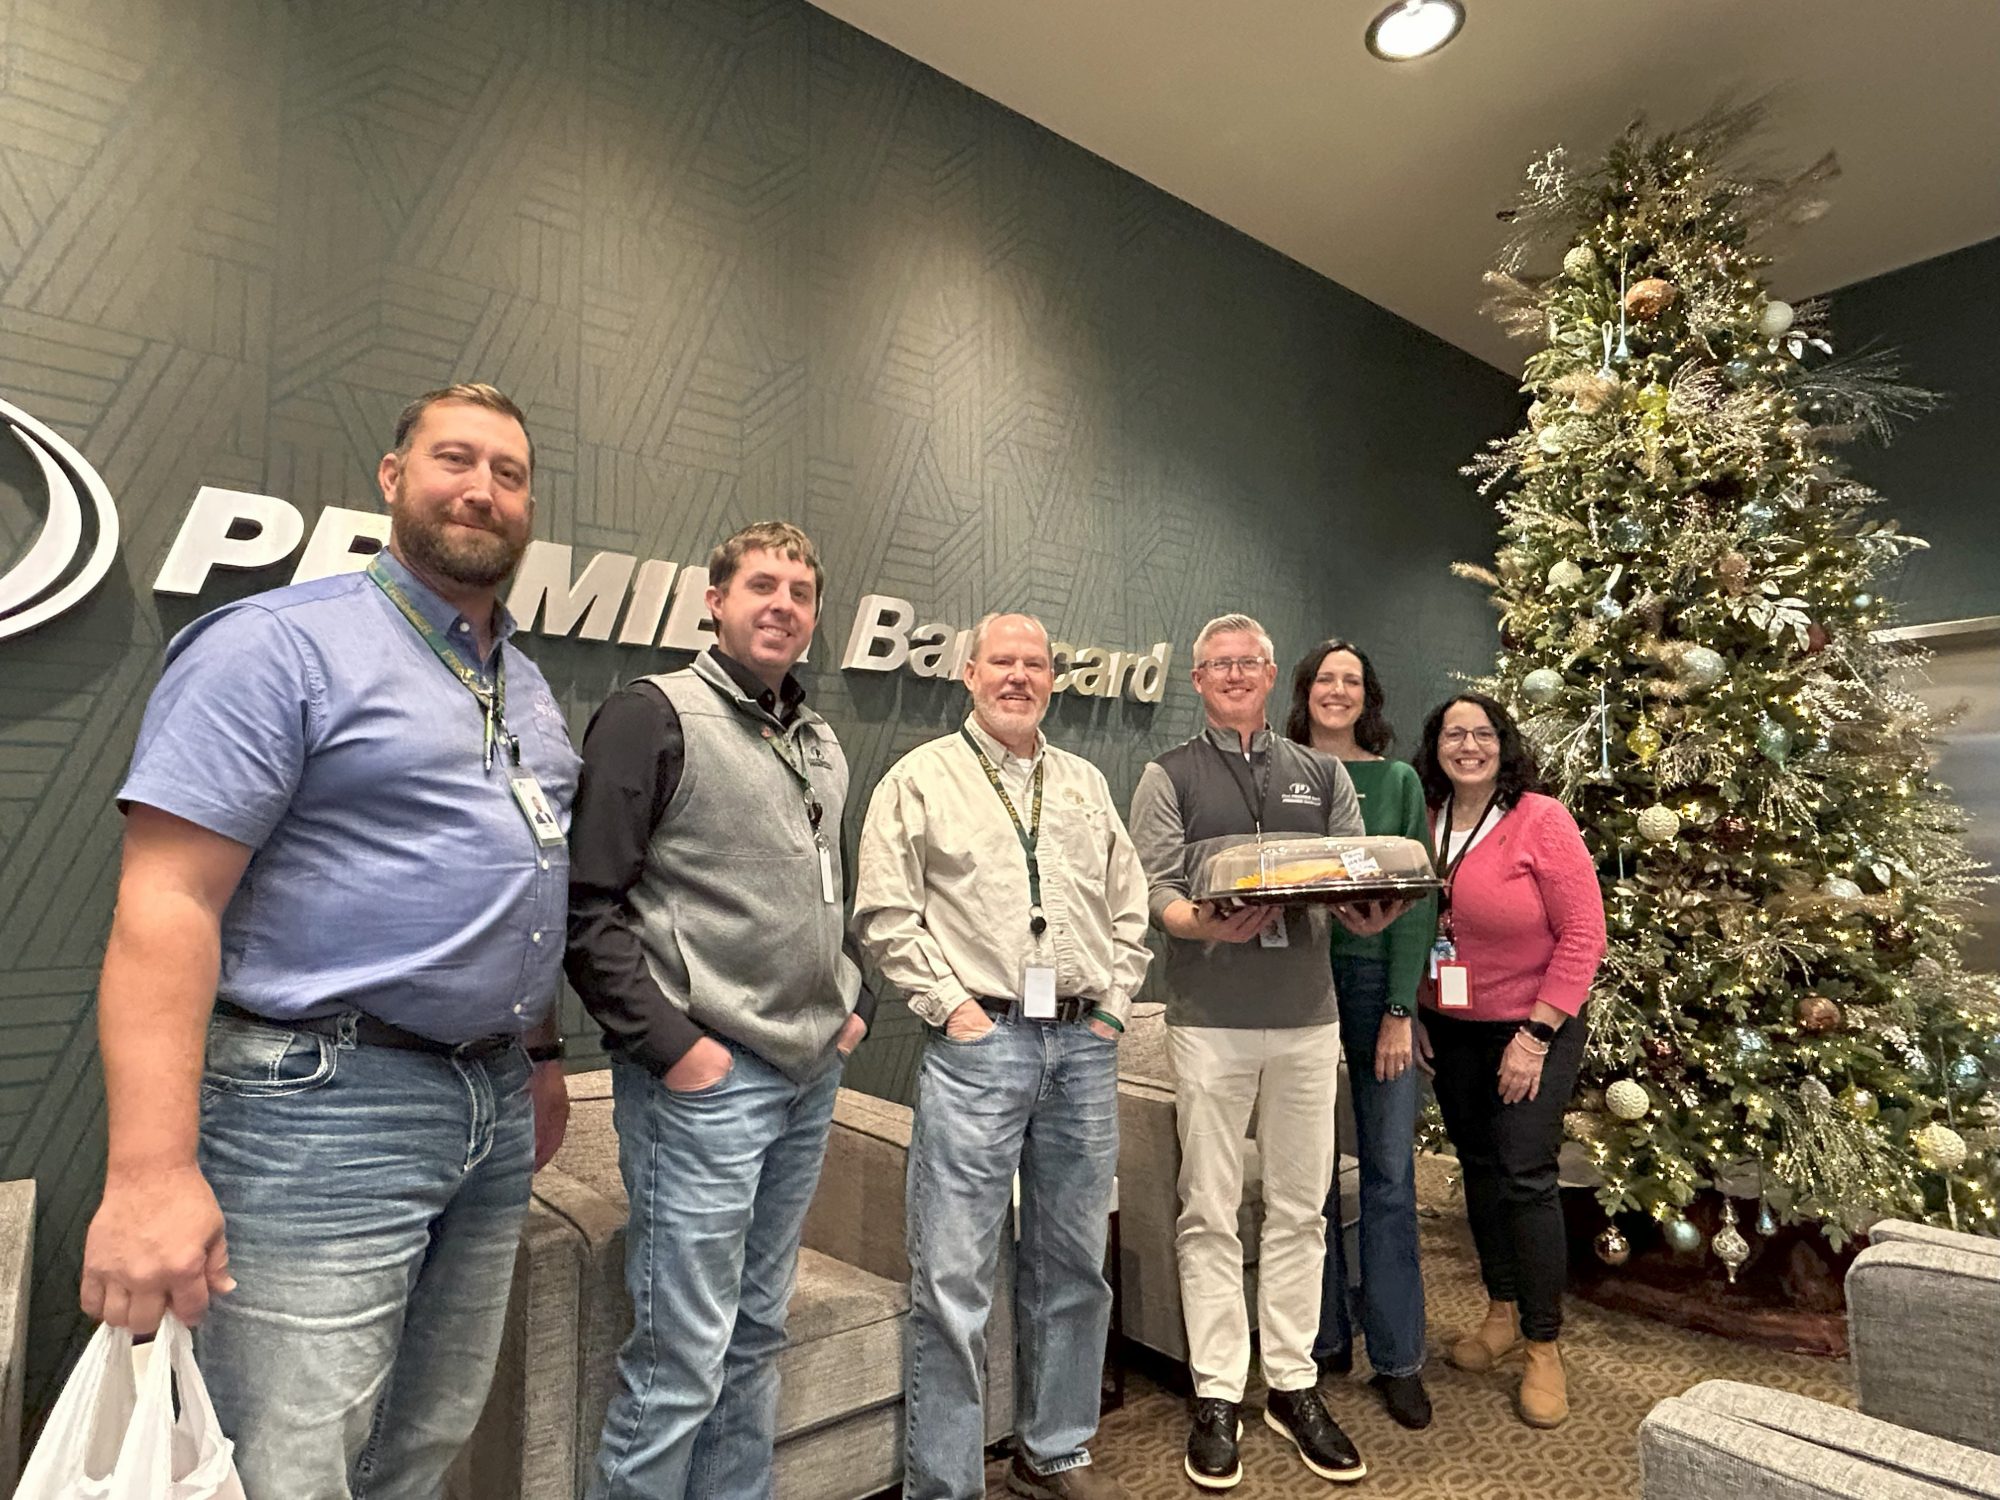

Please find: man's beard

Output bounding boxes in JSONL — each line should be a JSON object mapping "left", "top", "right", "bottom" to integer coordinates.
{"left": 393, "top": 498, "right": 529, "bottom": 589}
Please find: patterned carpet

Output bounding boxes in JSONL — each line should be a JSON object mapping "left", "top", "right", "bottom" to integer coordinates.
{"left": 980, "top": 1163, "right": 1853, "bottom": 1499}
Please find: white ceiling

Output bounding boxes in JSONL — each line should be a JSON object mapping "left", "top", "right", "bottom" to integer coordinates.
{"left": 808, "top": 0, "right": 2000, "bottom": 371}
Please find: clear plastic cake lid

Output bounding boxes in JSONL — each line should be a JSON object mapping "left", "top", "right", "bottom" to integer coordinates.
{"left": 1200, "top": 834, "right": 1440, "bottom": 906}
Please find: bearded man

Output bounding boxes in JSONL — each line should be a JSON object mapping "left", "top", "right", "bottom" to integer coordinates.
{"left": 81, "top": 382, "right": 579, "bottom": 1499}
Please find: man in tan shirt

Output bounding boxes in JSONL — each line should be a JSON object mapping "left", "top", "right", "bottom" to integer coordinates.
{"left": 854, "top": 612, "right": 1151, "bottom": 1500}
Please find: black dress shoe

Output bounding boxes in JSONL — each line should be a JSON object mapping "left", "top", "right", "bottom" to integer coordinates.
{"left": 1263, "top": 1385, "right": 1367, "bottom": 1483}
{"left": 1184, "top": 1396, "right": 1243, "bottom": 1490}
{"left": 1370, "top": 1371, "right": 1434, "bottom": 1430}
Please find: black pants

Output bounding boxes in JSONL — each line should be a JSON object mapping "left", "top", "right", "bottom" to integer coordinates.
{"left": 1426, "top": 1007, "right": 1587, "bottom": 1342}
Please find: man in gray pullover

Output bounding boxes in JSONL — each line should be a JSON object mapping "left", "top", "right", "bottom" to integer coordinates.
{"left": 1127, "top": 612, "right": 1401, "bottom": 1492}
{"left": 565, "top": 521, "right": 871, "bottom": 1500}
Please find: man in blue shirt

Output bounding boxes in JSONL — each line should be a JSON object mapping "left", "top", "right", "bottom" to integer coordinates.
{"left": 80, "top": 382, "right": 580, "bottom": 1499}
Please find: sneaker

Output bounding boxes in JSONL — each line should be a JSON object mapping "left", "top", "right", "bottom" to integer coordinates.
{"left": 1263, "top": 1385, "right": 1367, "bottom": 1483}
{"left": 1184, "top": 1397, "right": 1243, "bottom": 1490}
{"left": 1004, "top": 1453, "right": 1127, "bottom": 1499}
{"left": 1369, "top": 1371, "right": 1434, "bottom": 1430}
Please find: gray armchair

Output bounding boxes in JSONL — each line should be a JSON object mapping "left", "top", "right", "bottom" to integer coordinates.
{"left": 1638, "top": 1218, "right": 2000, "bottom": 1499}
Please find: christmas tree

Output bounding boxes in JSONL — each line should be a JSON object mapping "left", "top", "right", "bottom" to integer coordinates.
{"left": 1458, "top": 103, "right": 2000, "bottom": 1276}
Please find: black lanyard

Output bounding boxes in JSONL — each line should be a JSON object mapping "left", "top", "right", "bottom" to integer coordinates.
{"left": 1205, "top": 734, "right": 1271, "bottom": 835}
{"left": 368, "top": 557, "right": 516, "bottom": 771}
{"left": 960, "top": 728, "right": 1047, "bottom": 936}
{"left": 1434, "top": 791, "right": 1500, "bottom": 934}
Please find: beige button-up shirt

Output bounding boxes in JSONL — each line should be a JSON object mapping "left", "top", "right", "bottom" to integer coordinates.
{"left": 853, "top": 716, "right": 1153, "bottom": 1029}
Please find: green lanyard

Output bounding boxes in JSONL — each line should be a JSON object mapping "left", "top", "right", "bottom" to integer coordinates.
{"left": 765, "top": 726, "right": 826, "bottom": 842}
{"left": 960, "top": 727, "right": 1047, "bottom": 936}
{"left": 368, "top": 557, "right": 515, "bottom": 771}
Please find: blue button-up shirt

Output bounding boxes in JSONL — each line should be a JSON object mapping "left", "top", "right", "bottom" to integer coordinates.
{"left": 119, "top": 552, "right": 580, "bottom": 1042}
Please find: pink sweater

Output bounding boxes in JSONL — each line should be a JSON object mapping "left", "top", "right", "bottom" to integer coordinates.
{"left": 1419, "top": 792, "right": 1606, "bottom": 1021}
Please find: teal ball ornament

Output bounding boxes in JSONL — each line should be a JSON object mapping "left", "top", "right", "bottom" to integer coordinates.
{"left": 1949, "top": 1053, "right": 1986, "bottom": 1091}
{"left": 1740, "top": 500, "right": 1777, "bottom": 534}
{"left": 1679, "top": 646, "right": 1725, "bottom": 690}
{"left": 1725, "top": 357, "right": 1756, "bottom": 385}
{"left": 1756, "top": 719, "right": 1792, "bottom": 764}
{"left": 1594, "top": 592, "right": 1624, "bottom": 623}
{"left": 1521, "top": 668, "right": 1564, "bottom": 707}
{"left": 1608, "top": 515, "right": 1650, "bottom": 551}
{"left": 1732, "top": 1026, "right": 1769, "bottom": 1059}
{"left": 1664, "top": 1217, "right": 1703, "bottom": 1253}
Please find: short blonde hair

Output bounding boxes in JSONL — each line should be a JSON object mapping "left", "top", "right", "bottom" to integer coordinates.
{"left": 392, "top": 383, "right": 534, "bottom": 474}
{"left": 707, "top": 521, "right": 824, "bottom": 602}
{"left": 1193, "top": 612, "right": 1274, "bottom": 664}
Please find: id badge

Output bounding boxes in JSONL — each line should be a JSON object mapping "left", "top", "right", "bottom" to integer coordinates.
{"left": 1259, "top": 909, "right": 1290, "bottom": 949}
{"left": 1437, "top": 961, "right": 1472, "bottom": 1009}
{"left": 1022, "top": 964, "right": 1058, "bottom": 1020}
{"left": 508, "top": 772, "right": 567, "bottom": 848}
{"left": 817, "top": 841, "right": 837, "bottom": 904}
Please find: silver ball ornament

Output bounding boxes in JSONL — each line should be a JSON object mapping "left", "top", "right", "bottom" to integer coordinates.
{"left": 1606, "top": 1079, "right": 1651, "bottom": 1120}
{"left": 1821, "top": 876, "right": 1864, "bottom": 906}
{"left": 1678, "top": 645, "right": 1725, "bottom": 690}
{"left": 1521, "top": 668, "right": 1564, "bottom": 707}
{"left": 1594, "top": 1226, "right": 1631, "bottom": 1266}
{"left": 1636, "top": 804, "right": 1681, "bottom": 843}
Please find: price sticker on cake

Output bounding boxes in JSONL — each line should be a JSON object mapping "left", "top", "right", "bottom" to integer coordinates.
{"left": 1337, "top": 847, "right": 1381, "bottom": 879}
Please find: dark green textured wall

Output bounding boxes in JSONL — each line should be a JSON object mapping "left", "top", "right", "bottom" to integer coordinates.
{"left": 0, "top": 0, "right": 1515, "bottom": 1411}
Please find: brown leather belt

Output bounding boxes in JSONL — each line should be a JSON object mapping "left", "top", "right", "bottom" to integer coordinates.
{"left": 213, "top": 999, "right": 518, "bottom": 1061}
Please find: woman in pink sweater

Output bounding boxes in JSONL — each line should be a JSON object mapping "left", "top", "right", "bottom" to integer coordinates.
{"left": 1412, "top": 693, "right": 1606, "bottom": 1430}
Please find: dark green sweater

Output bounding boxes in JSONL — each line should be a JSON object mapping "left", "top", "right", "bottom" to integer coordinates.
{"left": 1328, "top": 758, "right": 1438, "bottom": 1011}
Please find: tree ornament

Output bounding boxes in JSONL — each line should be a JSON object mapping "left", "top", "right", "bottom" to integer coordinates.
{"left": 1664, "top": 1216, "right": 1703, "bottom": 1253}
{"left": 1739, "top": 499, "right": 1776, "bottom": 534}
{"left": 1912, "top": 1123, "right": 1967, "bottom": 1172}
{"left": 1755, "top": 719, "right": 1792, "bottom": 764}
{"left": 1853, "top": 592, "right": 1875, "bottom": 610}
{"left": 1606, "top": 1079, "right": 1651, "bottom": 1120}
{"left": 1595, "top": 1226, "right": 1632, "bottom": 1266}
{"left": 1805, "top": 621, "right": 1831, "bottom": 654}
{"left": 1755, "top": 1202, "right": 1778, "bottom": 1237}
{"left": 1948, "top": 1053, "right": 1986, "bottom": 1091}
{"left": 1795, "top": 995, "right": 1842, "bottom": 1033}
{"left": 1724, "top": 356, "right": 1757, "bottom": 385}
{"left": 1717, "top": 551, "right": 1751, "bottom": 594}
{"left": 1605, "top": 514, "right": 1648, "bottom": 551}
{"left": 1820, "top": 875, "right": 1864, "bottom": 906}
{"left": 1563, "top": 243, "right": 1599, "bottom": 278}
{"left": 1758, "top": 299, "right": 1796, "bottom": 338}
{"left": 1731, "top": 1026, "right": 1770, "bottom": 1059}
{"left": 1634, "top": 381, "right": 1670, "bottom": 430}
{"left": 1625, "top": 723, "right": 1663, "bottom": 763}
{"left": 1594, "top": 591, "right": 1624, "bottom": 623}
{"left": 1678, "top": 646, "right": 1726, "bottom": 689}
{"left": 1624, "top": 277, "right": 1678, "bottom": 319}
{"left": 1713, "top": 815, "right": 1751, "bottom": 848}
{"left": 1520, "top": 667, "right": 1564, "bottom": 706}
{"left": 1712, "top": 1199, "right": 1750, "bottom": 1284}
{"left": 1840, "top": 1084, "right": 1878, "bottom": 1121}
{"left": 1637, "top": 804, "right": 1681, "bottom": 843}
{"left": 1547, "top": 559, "right": 1585, "bottom": 589}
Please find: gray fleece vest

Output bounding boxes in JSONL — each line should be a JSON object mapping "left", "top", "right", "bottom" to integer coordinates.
{"left": 1155, "top": 730, "right": 1354, "bottom": 1030}
{"left": 628, "top": 655, "right": 860, "bottom": 1081}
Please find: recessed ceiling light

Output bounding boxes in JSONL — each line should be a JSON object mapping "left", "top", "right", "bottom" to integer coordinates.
{"left": 1365, "top": 0, "right": 1465, "bottom": 61}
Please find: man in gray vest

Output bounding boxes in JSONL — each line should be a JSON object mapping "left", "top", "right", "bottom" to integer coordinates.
{"left": 1127, "top": 612, "right": 1402, "bottom": 1491}
{"left": 565, "top": 521, "right": 872, "bottom": 1500}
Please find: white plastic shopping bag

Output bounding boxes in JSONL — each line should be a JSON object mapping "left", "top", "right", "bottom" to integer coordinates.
{"left": 16, "top": 1311, "right": 245, "bottom": 1499}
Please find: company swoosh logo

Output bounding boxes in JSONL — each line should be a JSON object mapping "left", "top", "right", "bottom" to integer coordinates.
{"left": 0, "top": 395, "right": 120, "bottom": 641}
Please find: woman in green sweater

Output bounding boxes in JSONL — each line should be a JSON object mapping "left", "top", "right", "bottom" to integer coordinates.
{"left": 1285, "top": 640, "right": 1439, "bottom": 1430}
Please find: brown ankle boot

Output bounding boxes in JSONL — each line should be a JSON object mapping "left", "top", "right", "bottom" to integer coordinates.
{"left": 1518, "top": 1339, "right": 1568, "bottom": 1427}
{"left": 1448, "top": 1299, "right": 1522, "bottom": 1372}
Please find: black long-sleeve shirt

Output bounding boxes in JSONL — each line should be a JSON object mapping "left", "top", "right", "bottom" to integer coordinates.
{"left": 563, "top": 649, "right": 875, "bottom": 1073}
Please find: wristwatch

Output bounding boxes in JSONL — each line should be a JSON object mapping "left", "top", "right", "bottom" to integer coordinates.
{"left": 525, "top": 1041, "right": 565, "bottom": 1064}
{"left": 1518, "top": 1019, "right": 1557, "bottom": 1046}
{"left": 1385, "top": 1002, "right": 1414, "bottom": 1019}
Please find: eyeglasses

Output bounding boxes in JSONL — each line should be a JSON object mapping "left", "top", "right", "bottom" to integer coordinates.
{"left": 1440, "top": 727, "right": 1499, "bottom": 747}
{"left": 1196, "top": 656, "right": 1270, "bottom": 677}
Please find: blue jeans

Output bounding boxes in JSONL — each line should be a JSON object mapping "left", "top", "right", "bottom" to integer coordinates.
{"left": 905, "top": 1013, "right": 1118, "bottom": 1500}
{"left": 592, "top": 1042, "right": 842, "bottom": 1500}
{"left": 1315, "top": 955, "right": 1427, "bottom": 1377}
{"left": 195, "top": 1010, "right": 534, "bottom": 1500}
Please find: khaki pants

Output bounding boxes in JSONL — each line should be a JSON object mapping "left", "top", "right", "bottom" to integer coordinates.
{"left": 1168, "top": 1022, "right": 1341, "bottom": 1401}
